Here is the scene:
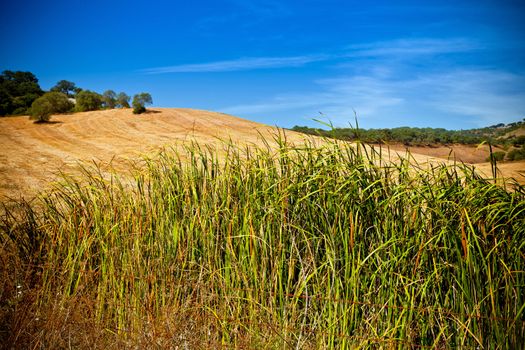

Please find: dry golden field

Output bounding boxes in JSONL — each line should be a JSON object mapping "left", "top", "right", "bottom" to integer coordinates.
{"left": 384, "top": 143, "right": 525, "bottom": 183}
{"left": 0, "top": 108, "right": 313, "bottom": 199}
{"left": 1, "top": 108, "right": 524, "bottom": 200}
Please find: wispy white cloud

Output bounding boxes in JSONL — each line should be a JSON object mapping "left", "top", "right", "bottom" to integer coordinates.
{"left": 220, "top": 68, "right": 525, "bottom": 128}
{"left": 220, "top": 76, "right": 404, "bottom": 126}
{"left": 141, "top": 37, "right": 477, "bottom": 75}
{"left": 344, "top": 38, "right": 479, "bottom": 58}
{"left": 221, "top": 93, "right": 330, "bottom": 115}
{"left": 220, "top": 74, "right": 405, "bottom": 123}
{"left": 220, "top": 38, "right": 524, "bottom": 128}
{"left": 420, "top": 70, "right": 525, "bottom": 125}
{"left": 141, "top": 36, "right": 525, "bottom": 128}
{"left": 141, "top": 55, "right": 328, "bottom": 74}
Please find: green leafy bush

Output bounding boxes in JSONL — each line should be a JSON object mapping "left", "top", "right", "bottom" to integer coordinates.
{"left": 29, "top": 91, "right": 73, "bottom": 122}
{"left": 132, "top": 92, "right": 152, "bottom": 114}
{"left": 506, "top": 145, "right": 525, "bottom": 161}
{"left": 512, "top": 135, "right": 525, "bottom": 146}
{"left": 486, "top": 151, "right": 506, "bottom": 162}
{"left": 50, "top": 80, "right": 81, "bottom": 97}
{"left": 102, "top": 90, "right": 117, "bottom": 109}
{"left": 0, "top": 70, "right": 43, "bottom": 116}
{"left": 117, "top": 92, "right": 130, "bottom": 108}
{"left": 75, "top": 90, "right": 103, "bottom": 112}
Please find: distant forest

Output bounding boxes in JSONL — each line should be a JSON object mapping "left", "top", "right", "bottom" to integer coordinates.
{"left": 291, "top": 120, "right": 525, "bottom": 161}
{"left": 291, "top": 121, "right": 525, "bottom": 146}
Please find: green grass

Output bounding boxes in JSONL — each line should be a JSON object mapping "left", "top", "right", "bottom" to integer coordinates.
{"left": 1, "top": 135, "right": 524, "bottom": 349}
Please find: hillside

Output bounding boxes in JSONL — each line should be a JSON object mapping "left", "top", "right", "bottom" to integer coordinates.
{"left": 2, "top": 108, "right": 524, "bottom": 348}
{"left": 383, "top": 143, "right": 525, "bottom": 184}
{"left": 0, "top": 108, "right": 298, "bottom": 199}
{"left": 1, "top": 108, "right": 524, "bottom": 200}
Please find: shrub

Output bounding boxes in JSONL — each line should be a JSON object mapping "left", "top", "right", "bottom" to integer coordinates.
{"left": 133, "top": 104, "right": 146, "bottom": 114}
{"left": 102, "top": 90, "right": 117, "bottom": 109}
{"left": 75, "top": 90, "right": 103, "bottom": 112}
{"left": 29, "top": 98, "right": 53, "bottom": 122}
{"left": 117, "top": 92, "right": 130, "bottom": 108}
{"left": 132, "top": 92, "right": 152, "bottom": 114}
{"left": 512, "top": 135, "right": 525, "bottom": 146}
{"left": 506, "top": 145, "right": 525, "bottom": 161}
{"left": 486, "top": 151, "right": 506, "bottom": 162}
{"left": 50, "top": 80, "right": 80, "bottom": 98}
{"left": 29, "top": 92, "right": 73, "bottom": 122}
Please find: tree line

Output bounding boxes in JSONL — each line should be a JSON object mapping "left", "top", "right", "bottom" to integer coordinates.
{"left": 291, "top": 120, "right": 525, "bottom": 161}
{"left": 292, "top": 121, "right": 525, "bottom": 146}
{"left": 0, "top": 70, "right": 153, "bottom": 122}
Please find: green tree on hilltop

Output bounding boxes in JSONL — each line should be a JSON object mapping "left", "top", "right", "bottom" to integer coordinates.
{"left": 132, "top": 92, "right": 152, "bottom": 114}
{"left": 116, "top": 92, "right": 130, "bottom": 108}
{"left": 0, "top": 70, "right": 43, "bottom": 115}
{"left": 75, "top": 90, "right": 103, "bottom": 112}
{"left": 30, "top": 92, "right": 73, "bottom": 123}
{"left": 103, "top": 90, "right": 117, "bottom": 109}
{"left": 50, "top": 80, "right": 80, "bottom": 98}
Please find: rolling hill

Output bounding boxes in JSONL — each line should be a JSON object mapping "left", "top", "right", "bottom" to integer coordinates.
{"left": 0, "top": 108, "right": 308, "bottom": 199}
{"left": 0, "top": 108, "right": 524, "bottom": 200}
{"left": 2, "top": 108, "right": 524, "bottom": 348}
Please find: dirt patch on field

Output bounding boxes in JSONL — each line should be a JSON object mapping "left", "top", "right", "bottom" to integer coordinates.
{"left": 384, "top": 143, "right": 507, "bottom": 164}
{"left": 384, "top": 143, "right": 525, "bottom": 184}
{"left": 473, "top": 162, "right": 525, "bottom": 185}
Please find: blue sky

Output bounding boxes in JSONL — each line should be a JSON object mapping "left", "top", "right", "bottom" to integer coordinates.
{"left": 1, "top": 0, "right": 524, "bottom": 129}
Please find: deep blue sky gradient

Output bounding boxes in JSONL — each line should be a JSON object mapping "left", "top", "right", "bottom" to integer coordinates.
{"left": 1, "top": 0, "right": 524, "bottom": 129}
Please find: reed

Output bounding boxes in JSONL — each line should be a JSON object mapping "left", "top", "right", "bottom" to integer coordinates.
{"left": 1, "top": 135, "right": 524, "bottom": 349}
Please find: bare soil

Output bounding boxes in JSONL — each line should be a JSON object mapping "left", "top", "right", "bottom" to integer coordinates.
{"left": 385, "top": 143, "right": 503, "bottom": 164}
{"left": 1, "top": 108, "right": 524, "bottom": 201}
{"left": 384, "top": 143, "right": 525, "bottom": 183}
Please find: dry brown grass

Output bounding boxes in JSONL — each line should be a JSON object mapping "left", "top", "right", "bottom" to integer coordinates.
{"left": 503, "top": 126, "right": 525, "bottom": 138}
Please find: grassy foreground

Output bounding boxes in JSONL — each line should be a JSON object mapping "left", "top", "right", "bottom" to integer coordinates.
{"left": 1, "top": 136, "right": 524, "bottom": 349}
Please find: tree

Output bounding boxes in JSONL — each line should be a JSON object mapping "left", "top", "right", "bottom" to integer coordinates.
{"left": 0, "top": 89, "right": 12, "bottom": 116}
{"left": 507, "top": 145, "right": 525, "bottom": 161}
{"left": 75, "top": 90, "right": 103, "bottom": 112}
{"left": 102, "top": 90, "right": 117, "bottom": 109}
{"left": 486, "top": 151, "right": 506, "bottom": 162}
{"left": 132, "top": 92, "right": 152, "bottom": 114}
{"left": 0, "top": 70, "right": 43, "bottom": 116}
{"left": 116, "top": 92, "right": 130, "bottom": 108}
{"left": 30, "top": 98, "right": 53, "bottom": 123}
{"left": 29, "top": 92, "right": 73, "bottom": 123}
{"left": 50, "top": 80, "right": 79, "bottom": 98}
